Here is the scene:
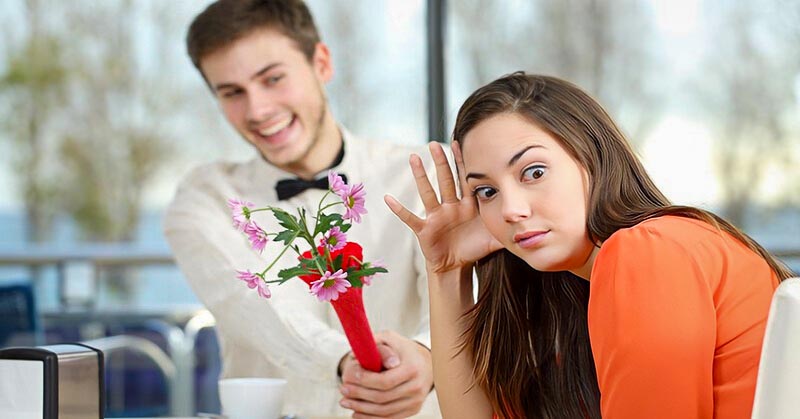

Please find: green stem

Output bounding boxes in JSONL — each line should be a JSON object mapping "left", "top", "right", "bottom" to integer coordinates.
{"left": 259, "top": 232, "right": 299, "bottom": 277}
{"left": 318, "top": 202, "right": 343, "bottom": 213}
{"left": 247, "top": 207, "right": 273, "bottom": 214}
{"left": 316, "top": 190, "right": 332, "bottom": 215}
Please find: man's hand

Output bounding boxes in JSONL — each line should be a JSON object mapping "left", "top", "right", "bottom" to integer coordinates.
{"left": 339, "top": 331, "right": 434, "bottom": 418}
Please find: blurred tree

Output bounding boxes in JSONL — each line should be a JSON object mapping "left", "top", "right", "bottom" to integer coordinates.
{"left": 1, "top": 0, "right": 176, "bottom": 244}
{"left": 55, "top": 0, "right": 173, "bottom": 242}
{"left": 778, "top": 0, "right": 800, "bottom": 209}
{"left": 2, "top": 0, "right": 180, "bottom": 298}
{"left": 313, "top": 0, "right": 377, "bottom": 136}
{"left": 697, "top": 0, "right": 800, "bottom": 226}
{"left": 0, "top": 0, "right": 68, "bottom": 243}
{"left": 453, "top": 0, "right": 662, "bottom": 144}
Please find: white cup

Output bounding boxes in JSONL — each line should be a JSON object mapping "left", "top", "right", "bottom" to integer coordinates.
{"left": 218, "top": 377, "right": 287, "bottom": 419}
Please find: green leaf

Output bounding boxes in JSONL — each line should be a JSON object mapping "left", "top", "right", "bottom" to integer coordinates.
{"left": 331, "top": 254, "right": 344, "bottom": 271}
{"left": 345, "top": 267, "right": 363, "bottom": 287}
{"left": 314, "top": 212, "right": 343, "bottom": 236}
{"left": 347, "top": 265, "right": 388, "bottom": 280}
{"left": 274, "top": 230, "right": 297, "bottom": 246}
{"left": 301, "top": 253, "right": 329, "bottom": 273}
{"left": 297, "top": 258, "right": 315, "bottom": 272}
{"left": 272, "top": 208, "right": 303, "bottom": 232}
{"left": 278, "top": 265, "right": 311, "bottom": 281}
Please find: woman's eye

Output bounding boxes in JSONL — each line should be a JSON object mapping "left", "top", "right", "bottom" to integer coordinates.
{"left": 522, "top": 165, "right": 546, "bottom": 181}
{"left": 473, "top": 187, "right": 497, "bottom": 200}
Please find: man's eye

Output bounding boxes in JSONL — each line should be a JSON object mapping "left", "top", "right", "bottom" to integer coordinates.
{"left": 221, "top": 90, "right": 242, "bottom": 98}
{"left": 522, "top": 165, "right": 546, "bottom": 180}
{"left": 265, "top": 75, "right": 284, "bottom": 85}
{"left": 472, "top": 187, "right": 497, "bottom": 200}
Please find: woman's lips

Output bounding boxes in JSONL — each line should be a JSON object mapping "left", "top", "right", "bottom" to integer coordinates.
{"left": 514, "top": 230, "right": 549, "bottom": 249}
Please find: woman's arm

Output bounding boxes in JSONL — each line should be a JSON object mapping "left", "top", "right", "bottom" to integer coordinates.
{"left": 384, "top": 141, "right": 501, "bottom": 418}
{"left": 429, "top": 265, "right": 494, "bottom": 418}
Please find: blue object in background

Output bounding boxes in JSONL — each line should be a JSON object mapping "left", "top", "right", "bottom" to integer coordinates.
{"left": 0, "top": 282, "right": 43, "bottom": 347}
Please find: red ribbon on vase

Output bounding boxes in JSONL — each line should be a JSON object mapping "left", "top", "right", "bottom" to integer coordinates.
{"left": 298, "top": 242, "right": 382, "bottom": 372}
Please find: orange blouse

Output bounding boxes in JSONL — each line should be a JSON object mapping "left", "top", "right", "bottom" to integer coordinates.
{"left": 588, "top": 216, "right": 780, "bottom": 419}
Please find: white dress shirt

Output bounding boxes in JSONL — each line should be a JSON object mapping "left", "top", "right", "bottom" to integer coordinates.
{"left": 164, "top": 129, "right": 440, "bottom": 417}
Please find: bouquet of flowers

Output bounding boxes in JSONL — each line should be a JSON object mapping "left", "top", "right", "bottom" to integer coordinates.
{"left": 228, "top": 171, "right": 387, "bottom": 372}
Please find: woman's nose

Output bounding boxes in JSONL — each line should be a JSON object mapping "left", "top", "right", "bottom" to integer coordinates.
{"left": 500, "top": 189, "right": 532, "bottom": 223}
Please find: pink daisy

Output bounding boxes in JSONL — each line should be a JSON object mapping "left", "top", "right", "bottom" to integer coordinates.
{"left": 309, "top": 269, "right": 351, "bottom": 302}
{"left": 256, "top": 280, "right": 271, "bottom": 299}
{"left": 244, "top": 221, "right": 269, "bottom": 253}
{"left": 341, "top": 183, "right": 367, "bottom": 223}
{"left": 236, "top": 270, "right": 260, "bottom": 289}
{"left": 328, "top": 171, "right": 347, "bottom": 195}
{"left": 320, "top": 226, "right": 347, "bottom": 252}
{"left": 227, "top": 198, "right": 254, "bottom": 230}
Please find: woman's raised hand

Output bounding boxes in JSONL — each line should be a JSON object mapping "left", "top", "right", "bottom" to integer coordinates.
{"left": 384, "top": 141, "right": 503, "bottom": 274}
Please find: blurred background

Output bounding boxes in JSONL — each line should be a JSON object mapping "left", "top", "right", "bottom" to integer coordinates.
{"left": 0, "top": 0, "right": 798, "bottom": 416}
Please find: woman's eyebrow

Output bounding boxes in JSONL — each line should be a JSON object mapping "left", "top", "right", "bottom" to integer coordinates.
{"left": 507, "top": 144, "right": 544, "bottom": 167}
{"left": 466, "top": 144, "right": 545, "bottom": 181}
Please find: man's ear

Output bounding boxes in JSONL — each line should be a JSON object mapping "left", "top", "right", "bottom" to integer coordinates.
{"left": 312, "top": 42, "right": 334, "bottom": 83}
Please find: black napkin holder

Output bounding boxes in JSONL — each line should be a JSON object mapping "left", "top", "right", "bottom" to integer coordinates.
{"left": 0, "top": 343, "right": 104, "bottom": 419}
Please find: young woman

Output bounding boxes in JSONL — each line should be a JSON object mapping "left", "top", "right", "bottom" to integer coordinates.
{"left": 384, "top": 73, "right": 794, "bottom": 419}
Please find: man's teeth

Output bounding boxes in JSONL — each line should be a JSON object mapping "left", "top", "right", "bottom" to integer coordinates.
{"left": 259, "top": 118, "right": 292, "bottom": 136}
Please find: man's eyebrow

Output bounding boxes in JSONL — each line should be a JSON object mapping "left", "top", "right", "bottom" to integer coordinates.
{"left": 213, "top": 63, "right": 282, "bottom": 92}
{"left": 465, "top": 144, "right": 545, "bottom": 181}
{"left": 250, "top": 63, "right": 281, "bottom": 80}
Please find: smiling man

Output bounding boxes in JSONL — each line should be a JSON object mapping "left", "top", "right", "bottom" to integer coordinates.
{"left": 163, "top": 1, "right": 438, "bottom": 417}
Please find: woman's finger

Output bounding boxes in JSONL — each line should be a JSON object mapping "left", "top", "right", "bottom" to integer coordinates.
{"left": 409, "top": 154, "right": 441, "bottom": 212}
{"left": 384, "top": 194, "right": 424, "bottom": 233}
{"left": 452, "top": 141, "right": 472, "bottom": 203}
{"left": 430, "top": 142, "right": 459, "bottom": 204}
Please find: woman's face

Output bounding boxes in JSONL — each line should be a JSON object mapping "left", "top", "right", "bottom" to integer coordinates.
{"left": 461, "top": 112, "right": 597, "bottom": 279}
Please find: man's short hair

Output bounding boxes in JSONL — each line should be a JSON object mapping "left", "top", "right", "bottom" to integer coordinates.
{"left": 187, "top": 0, "right": 321, "bottom": 73}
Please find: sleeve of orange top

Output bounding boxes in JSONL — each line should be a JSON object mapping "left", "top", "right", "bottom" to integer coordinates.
{"left": 588, "top": 224, "right": 717, "bottom": 419}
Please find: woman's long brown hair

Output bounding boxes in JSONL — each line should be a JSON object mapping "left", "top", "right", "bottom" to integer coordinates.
{"left": 453, "top": 73, "right": 795, "bottom": 419}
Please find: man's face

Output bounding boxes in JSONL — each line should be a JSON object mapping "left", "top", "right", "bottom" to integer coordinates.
{"left": 201, "top": 29, "right": 333, "bottom": 170}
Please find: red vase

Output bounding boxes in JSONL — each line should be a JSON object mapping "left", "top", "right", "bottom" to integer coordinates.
{"left": 299, "top": 243, "right": 382, "bottom": 372}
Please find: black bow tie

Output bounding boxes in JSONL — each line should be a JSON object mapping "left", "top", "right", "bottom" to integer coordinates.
{"left": 275, "top": 174, "right": 348, "bottom": 201}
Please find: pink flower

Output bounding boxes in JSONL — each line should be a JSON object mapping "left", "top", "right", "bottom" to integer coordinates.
{"left": 310, "top": 269, "right": 351, "bottom": 302}
{"left": 236, "top": 270, "right": 260, "bottom": 289}
{"left": 228, "top": 198, "right": 254, "bottom": 230}
{"left": 320, "top": 226, "right": 347, "bottom": 252}
{"left": 328, "top": 171, "right": 347, "bottom": 195}
{"left": 341, "top": 183, "right": 368, "bottom": 223}
{"left": 244, "top": 221, "right": 269, "bottom": 253}
{"left": 256, "top": 280, "right": 271, "bottom": 299}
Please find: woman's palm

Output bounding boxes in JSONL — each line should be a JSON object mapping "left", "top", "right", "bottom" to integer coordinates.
{"left": 385, "top": 142, "right": 502, "bottom": 273}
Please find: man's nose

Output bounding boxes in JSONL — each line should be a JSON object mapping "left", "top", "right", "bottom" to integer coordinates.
{"left": 246, "top": 88, "right": 278, "bottom": 123}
